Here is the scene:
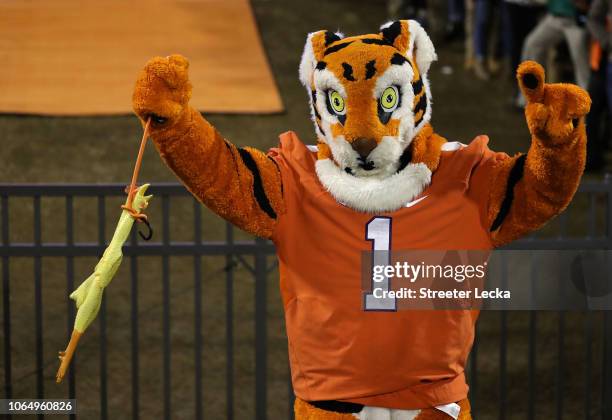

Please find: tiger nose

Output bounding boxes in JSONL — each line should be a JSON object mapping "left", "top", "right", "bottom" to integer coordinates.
{"left": 351, "top": 138, "right": 377, "bottom": 159}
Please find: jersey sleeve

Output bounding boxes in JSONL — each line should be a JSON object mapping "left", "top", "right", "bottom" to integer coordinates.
{"left": 462, "top": 136, "right": 517, "bottom": 239}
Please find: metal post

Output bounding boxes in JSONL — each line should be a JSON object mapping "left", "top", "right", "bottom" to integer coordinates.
{"left": 162, "top": 195, "right": 171, "bottom": 420}
{"left": 98, "top": 195, "right": 108, "bottom": 420}
{"left": 2, "top": 195, "right": 11, "bottom": 410}
{"left": 33, "top": 195, "right": 44, "bottom": 420}
{"left": 585, "top": 310, "right": 592, "bottom": 420}
{"left": 130, "top": 227, "right": 140, "bottom": 420}
{"left": 499, "top": 254, "right": 508, "bottom": 420}
{"left": 194, "top": 200, "right": 203, "bottom": 420}
{"left": 288, "top": 374, "right": 295, "bottom": 420}
{"left": 603, "top": 175, "right": 612, "bottom": 420}
{"left": 556, "top": 312, "right": 565, "bottom": 420}
{"left": 65, "top": 196, "right": 76, "bottom": 419}
{"left": 528, "top": 311, "right": 537, "bottom": 420}
{"left": 254, "top": 238, "right": 267, "bottom": 420}
{"left": 226, "top": 224, "right": 235, "bottom": 420}
{"left": 528, "top": 253, "right": 537, "bottom": 420}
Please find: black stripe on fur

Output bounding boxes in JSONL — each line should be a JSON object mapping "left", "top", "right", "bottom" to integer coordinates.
{"left": 361, "top": 38, "right": 390, "bottom": 45}
{"left": 414, "top": 93, "right": 427, "bottom": 114}
{"left": 365, "top": 60, "right": 377, "bottom": 79}
{"left": 490, "top": 154, "right": 527, "bottom": 232}
{"left": 413, "top": 93, "right": 428, "bottom": 126}
{"left": 237, "top": 148, "right": 277, "bottom": 220}
{"left": 412, "top": 78, "right": 423, "bottom": 95}
{"left": 390, "top": 52, "right": 408, "bottom": 66}
{"left": 342, "top": 63, "right": 356, "bottom": 81}
{"left": 324, "top": 41, "right": 353, "bottom": 56}
{"left": 324, "top": 31, "right": 341, "bottom": 46}
{"left": 316, "top": 119, "right": 325, "bottom": 133}
{"left": 381, "top": 21, "right": 402, "bottom": 45}
{"left": 311, "top": 91, "right": 321, "bottom": 120}
{"left": 397, "top": 145, "right": 413, "bottom": 172}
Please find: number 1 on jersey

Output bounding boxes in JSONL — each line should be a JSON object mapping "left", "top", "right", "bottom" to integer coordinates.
{"left": 364, "top": 217, "right": 396, "bottom": 311}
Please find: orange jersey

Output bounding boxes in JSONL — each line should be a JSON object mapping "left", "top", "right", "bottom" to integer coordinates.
{"left": 269, "top": 131, "right": 502, "bottom": 409}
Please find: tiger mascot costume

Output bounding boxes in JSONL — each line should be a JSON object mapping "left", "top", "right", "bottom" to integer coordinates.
{"left": 132, "top": 20, "right": 590, "bottom": 420}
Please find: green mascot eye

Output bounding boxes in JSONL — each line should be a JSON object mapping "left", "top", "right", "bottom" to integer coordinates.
{"left": 380, "top": 86, "right": 399, "bottom": 112}
{"left": 327, "top": 90, "right": 346, "bottom": 114}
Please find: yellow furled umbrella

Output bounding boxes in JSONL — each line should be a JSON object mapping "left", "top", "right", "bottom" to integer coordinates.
{"left": 56, "top": 119, "right": 152, "bottom": 383}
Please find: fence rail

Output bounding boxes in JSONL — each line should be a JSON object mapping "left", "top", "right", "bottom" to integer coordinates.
{"left": 1, "top": 180, "right": 612, "bottom": 419}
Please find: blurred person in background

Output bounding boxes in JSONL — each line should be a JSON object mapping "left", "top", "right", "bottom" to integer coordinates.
{"left": 503, "top": 0, "right": 546, "bottom": 106}
{"left": 388, "top": 0, "right": 429, "bottom": 26}
{"left": 465, "top": 0, "right": 476, "bottom": 70}
{"left": 446, "top": 0, "right": 466, "bottom": 40}
{"left": 504, "top": 0, "right": 547, "bottom": 73}
{"left": 586, "top": 0, "right": 611, "bottom": 171}
{"left": 472, "top": 0, "right": 504, "bottom": 79}
{"left": 521, "top": 0, "right": 590, "bottom": 90}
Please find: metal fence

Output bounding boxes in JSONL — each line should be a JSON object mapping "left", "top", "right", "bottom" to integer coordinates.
{"left": 1, "top": 180, "right": 612, "bottom": 420}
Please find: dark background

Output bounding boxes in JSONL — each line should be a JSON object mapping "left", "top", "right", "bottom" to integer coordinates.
{"left": 0, "top": 0, "right": 606, "bottom": 419}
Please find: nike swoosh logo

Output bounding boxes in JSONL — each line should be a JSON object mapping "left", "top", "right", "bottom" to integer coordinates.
{"left": 405, "top": 195, "right": 428, "bottom": 208}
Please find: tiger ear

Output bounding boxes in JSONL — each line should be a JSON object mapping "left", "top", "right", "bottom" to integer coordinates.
{"left": 380, "top": 20, "right": 437, "bottom": 75}
{"left": 299, "top": 30, "right": 343, "bottom": 88}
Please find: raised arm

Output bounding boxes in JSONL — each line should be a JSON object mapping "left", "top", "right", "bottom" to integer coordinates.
{"left": 132, "top": 55, "right": 284, "bottom": 238}
{"left": 486, "top": 61, "right": 591, "bottom": 246}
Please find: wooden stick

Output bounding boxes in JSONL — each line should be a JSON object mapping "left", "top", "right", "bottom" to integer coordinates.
{"left": 125, "top": 118, "right": 151, "bottom": 208}
{"left": 56, "top": 330, "right": 82, "bottom": 383}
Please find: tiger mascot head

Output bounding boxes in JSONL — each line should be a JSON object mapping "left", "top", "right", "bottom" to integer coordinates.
{"left": 299, "top": 20, "right": 439, "bottom": 212}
